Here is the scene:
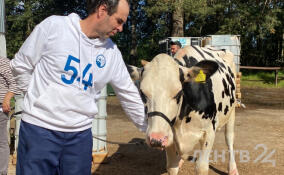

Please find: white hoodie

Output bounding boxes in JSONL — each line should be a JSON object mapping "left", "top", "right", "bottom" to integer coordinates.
{"left": 10, "top": 13, "right": 147, "bottom": 132}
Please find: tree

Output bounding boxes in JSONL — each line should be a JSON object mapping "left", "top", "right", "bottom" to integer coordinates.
{"left": 215, "top": 0, "right": 283, "bottom": 66}
{"left": 5, "top": 0, "right": 86, "bottom": 59}
{"left": 5, "top": 0, "right": 283, "bottom": 66}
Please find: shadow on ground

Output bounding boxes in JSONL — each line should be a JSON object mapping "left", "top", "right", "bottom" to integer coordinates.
{"left": 92, "top": 138, "right": 167, "bottom": 175}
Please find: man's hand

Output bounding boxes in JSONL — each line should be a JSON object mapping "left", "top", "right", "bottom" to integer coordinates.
{"left": 2, "top": 91, "right": 15, "bottom": 113}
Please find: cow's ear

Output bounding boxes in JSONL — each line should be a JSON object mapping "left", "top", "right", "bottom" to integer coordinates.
{"left": 126, "top": 65, "right": 143, "bottom": 81}
{"left": 182, "top": 60, "right": 219, "bottom": 83}
{"left": 194, "top": 60, "right": 219, "bottom": 78}
{"left": 141, "top": 59, "right": 149, "bottom": 66}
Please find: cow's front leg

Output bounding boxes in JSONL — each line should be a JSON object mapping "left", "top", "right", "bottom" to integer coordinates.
{"left": 165, "top": 144, "right": 181, "bottom": 175}
{"left": 195, "top": 131, "right": 215, "bottom": 175}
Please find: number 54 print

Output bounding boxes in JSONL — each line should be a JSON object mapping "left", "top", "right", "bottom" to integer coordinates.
{"left": 61, "top": 55, "right": 93, "bottom": 90}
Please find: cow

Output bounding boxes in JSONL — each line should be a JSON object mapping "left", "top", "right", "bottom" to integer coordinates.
{"left": 127, "top": 45, "right": 239, "bottom": 175}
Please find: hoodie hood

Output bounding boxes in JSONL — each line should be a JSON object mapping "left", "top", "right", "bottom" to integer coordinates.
{"left": 68, "top": 13, "right": 110, "bottom": 47}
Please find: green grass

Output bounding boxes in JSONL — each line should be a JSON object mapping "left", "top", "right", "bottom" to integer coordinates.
{"left": 240, "top": 70, "right": 284, "bottom": 88}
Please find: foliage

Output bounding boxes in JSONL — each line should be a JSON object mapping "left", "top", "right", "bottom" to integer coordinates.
{"left": 5, "top": 0, "right": 86, "bottom": 59}
{"left": 241, "top": 70, "right": 284, "bottom": 88}
{"left": 4, "top": 0, "right": 284, "bottom": 68}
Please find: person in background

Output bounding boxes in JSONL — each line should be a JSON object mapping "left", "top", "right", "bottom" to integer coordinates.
{"left": 170, "top": 40, "right": 182, "bottom": 56}
{"left": 10, "top": 0, "right": 146, "bottom": 174}
{"left": 0, "top": 56, "right": 20, "bottom": 175}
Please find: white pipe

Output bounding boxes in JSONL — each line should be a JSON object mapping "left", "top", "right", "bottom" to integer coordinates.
{"left": 92, "top": 86, "right": 107, "bottom": 153}
{"left": 14, "top": 93, "right": 24, "bottom": 152}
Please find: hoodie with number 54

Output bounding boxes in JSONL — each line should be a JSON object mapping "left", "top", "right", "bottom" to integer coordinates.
{"left": 10, "top": 13, "right": 146, "bottom": 132}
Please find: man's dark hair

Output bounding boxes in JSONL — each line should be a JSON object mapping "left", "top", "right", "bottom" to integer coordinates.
{"left": 170, "top": 41, "right": 182, "bottom": 48}
{"left": 87, "top": 0, "right": 127, "bottom": 16}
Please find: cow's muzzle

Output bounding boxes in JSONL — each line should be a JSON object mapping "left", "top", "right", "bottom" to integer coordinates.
{"left": 147, "top": 111, "right": 175, "bottom": 148}
{"left": 148, "top": 133, "right": 168, "bottom": 148}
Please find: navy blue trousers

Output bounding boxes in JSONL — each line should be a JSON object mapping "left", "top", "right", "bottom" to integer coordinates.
{"left": 16, "top": 121, "right": 93, "bottom": 175}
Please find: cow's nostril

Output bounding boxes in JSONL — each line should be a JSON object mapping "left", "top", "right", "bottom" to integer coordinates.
{"left": 150, "top": 139, "right": 162, "bottom": 147}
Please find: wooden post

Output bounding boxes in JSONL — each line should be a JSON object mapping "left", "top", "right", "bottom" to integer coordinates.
{"left": 236, "top": 72, "right": 242, "bottom": 107}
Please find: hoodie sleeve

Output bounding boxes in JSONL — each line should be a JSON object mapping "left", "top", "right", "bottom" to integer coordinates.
{"left": 10, "top": 19, "right": 50, "bottom": 93}
{"left": 110, "top": 51, "right": 147, "bottom": 132}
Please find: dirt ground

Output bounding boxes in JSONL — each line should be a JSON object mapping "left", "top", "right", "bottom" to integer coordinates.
{"left": 8, "top": 87, "right": 284, "bottom": 175}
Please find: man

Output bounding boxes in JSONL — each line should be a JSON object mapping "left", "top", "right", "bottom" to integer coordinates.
{"left": 170, "top": 40, "right": 182, "bottom": 56}
{"left": 10, "top": 0, "right": 146, "bottom": 174}
{"left": 0, "top": 56, "right": 20, "bottom": 175}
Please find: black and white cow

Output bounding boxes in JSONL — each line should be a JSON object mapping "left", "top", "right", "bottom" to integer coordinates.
{"left": 127, "top": 45, "right": 239, "bottom": 175}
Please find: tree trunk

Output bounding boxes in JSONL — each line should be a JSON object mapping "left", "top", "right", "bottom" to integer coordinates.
{"left": 171, "top": 0, "right": 184, "bottom": 37}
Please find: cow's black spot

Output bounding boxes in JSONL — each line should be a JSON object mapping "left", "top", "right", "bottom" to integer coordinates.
{"left": 218, "top": 102, "right": 222, "bottom": 112}
{"left": 179, "top": 68, "right": 185, "bottom": 83}
{"left": 226, "top": 73, "right": 235, "bottom": 91}
{"left": 216, "top": 60, "right": 226, "bottom": 70}
{"left": 174, "top": 58, "right": 184, "bottom": 66}
{"left": 185, "top": 116, "right": 191, "bottom": 123}
{"left": 140, "top": 90, "right": 147, "bottom": 104}
{"left": 174, "top": 90, "right": 183, "bottom": 104}
{"left": 224, "top": 105, "right": 229, "bottom": 115}
{"left": 219, "top": 67, "right": 224, "bottom": 73}
{"left": 183, "top": 55, "right": 198, "bottom": 68}
{"left": 217, "top": 69, "right": 222, "bottom": 74}
{"left": 212, "top": 119, "right": 216, "bottom": 130}
{"left": 201, "top": 48, "right": 215, "bottom": 58}
{"left": 192, "top": 46, "right": 206, "bottom": 59}
{"left": 230, "top": 98, "right": 235, "bottom": 107}
{"left": 213, "top": 60, "right": 225, "bottom": 73}
{"left": 222, "top": 78, "right": 230, "bottom": 97}
{"left": 207, "top": 47, "right": 225, "bottom": 52}
{"left": 225, "top": 73, "right": 236, "bottom": 106}
{"left": 228, "top": 67, "right": 235, "bottom": 79}
{"left": 222, "top": 91, "right": 225, "bottom": 98}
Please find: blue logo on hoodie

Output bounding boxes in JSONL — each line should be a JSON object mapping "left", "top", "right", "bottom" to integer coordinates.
{"left": 96, "top": 54, "right": 106, "bottom": 68}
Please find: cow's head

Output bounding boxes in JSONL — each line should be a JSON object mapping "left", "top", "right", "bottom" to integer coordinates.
{"left": 128, "top": 54, "right": 218, "bottom": 149}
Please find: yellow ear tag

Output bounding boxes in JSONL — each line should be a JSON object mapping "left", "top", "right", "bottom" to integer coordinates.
{"left": 194, "top": 70, "right": 206, "bottom": 83}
